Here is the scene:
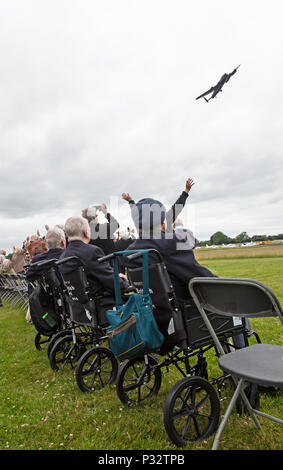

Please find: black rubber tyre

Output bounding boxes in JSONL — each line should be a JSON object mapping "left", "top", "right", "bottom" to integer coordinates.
{"left": 75, "top": 346, "right": 118, "bottom": 393}
{"left": 47, "top": 329, "right": 72, "bottom": 358}
{"left": 163, "top": 376, "right": 220, "bottom": 447}
{"left": 116, "top": 355, "right": 162, "bottom": 406}
{"left": 49, "top": 334, "right": 86, "bottom": 371}
{"left": 35, "top": 332, "right": 52, "bottom": 351}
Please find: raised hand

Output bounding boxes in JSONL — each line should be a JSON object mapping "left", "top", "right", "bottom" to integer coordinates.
{"left": 185, "top": 178, "right": 195, "bottom": 193}
{"left": 122, "top": 193, "right": 133, "bottom": 202}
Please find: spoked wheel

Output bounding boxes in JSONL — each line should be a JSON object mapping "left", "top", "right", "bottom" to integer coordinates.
{"left": 35, "top": 332, "right": 52, "bottom": 351}
{"left": 116, "top": 355, "right": 162, "bottom": 406}
{"left": 75, "top": 346, "right": 118, "bottom": 393}
{"left": 49, "top": 334, "right": 86, "bottom": 371}
{"left": 47, "top": 329, "right": 72, "bottom": 359}
{"left": 163, "top": 376, "right": 220, "bottom": 447}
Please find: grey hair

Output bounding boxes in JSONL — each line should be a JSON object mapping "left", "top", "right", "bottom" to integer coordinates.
{"left": 87, "top": 206, "right": 98, "bottom": 218}
{"left": 64, "top": 216, "right": 90, "bottom": 241}
{"left": 45, "top": 227, "right": 65, "bottom": 250}
{"left": 55, "top": 224, "right": 65, "bottom": 231}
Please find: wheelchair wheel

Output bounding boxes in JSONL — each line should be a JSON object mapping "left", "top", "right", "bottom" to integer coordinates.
{"left": 49, "top": 334, "right": 86, "bottom": 371}
{"left": 163, "top": 376, "right": 220, "bottom": 447}
{"left": 116, "top": 355, "right": 162, "bottom": 406}
{"left": 47, "top": 329, "right": 72, "bottom": 359}
{"left": 75, "top": 346, "right": 118, "bottom": 393}
{"left": 35, "top": 332, "right": 52, "bottom": 351}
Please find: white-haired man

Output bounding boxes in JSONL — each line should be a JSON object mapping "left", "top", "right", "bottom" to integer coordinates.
{"left": 26, "top": 227, "right": 66, "bottom": 281}
{"left": 59, "top": 216, "right": 128, "bottom": 296}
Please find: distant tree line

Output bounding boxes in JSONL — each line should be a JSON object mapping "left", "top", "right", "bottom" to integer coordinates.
{"left": 198, "top": 231, "right": 283, "bottom": 247}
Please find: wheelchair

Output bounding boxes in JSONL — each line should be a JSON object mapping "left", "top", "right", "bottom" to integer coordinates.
{"left": 102, "top": 248, "right": 261, "bottom": 447}
{"left": 48, "top": 256, "right": 122, "bottom": 394}
{"left": 25, "top": 258, "right": 71, "bottom": 351}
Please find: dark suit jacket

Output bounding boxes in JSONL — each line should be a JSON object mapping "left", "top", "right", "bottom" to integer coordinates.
{"left": 58, "top": 240, "right": 129, "bottom": 296}
{"left": 123, "top": 231, "right": 216, "bottom": 301}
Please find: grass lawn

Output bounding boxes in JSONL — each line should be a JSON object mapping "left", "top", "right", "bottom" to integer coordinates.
{"left": 1, "top": 250, "right": 283, "bottom": 451}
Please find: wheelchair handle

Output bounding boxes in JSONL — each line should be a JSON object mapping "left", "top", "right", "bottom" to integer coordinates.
{"left": 98, "top": 253, "right": 115, "bottom": 263}
{"left": 127, "top": 249, "right": 164, "bottom": 263}
{"left": 56, "top": 256, "right": 82, "bottom": 266}
{"left": 126, "top": 251, "right": 143, "bottom": 261}
{"left": 29, "top": 258, "right": 59, "bottom": 268}
{"left": 98, "top": 248, "right": 164, "bottom": 264}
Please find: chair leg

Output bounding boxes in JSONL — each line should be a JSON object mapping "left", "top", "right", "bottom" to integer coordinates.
{"left": 212, "top": 379, "right": 243, "bottom": 450}
{"left": 212, "top": 378, "right": 265, "bottom": 450}
{"left": 238, "top": 386, "right": 264, "bottom": 432}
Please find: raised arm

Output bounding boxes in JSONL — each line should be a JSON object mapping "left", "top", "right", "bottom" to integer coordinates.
{"left": 166, "top": 178, "right": 195, "bottom": 229}
{"left": 100, "top": 203, "right": 120, "bottom": 237}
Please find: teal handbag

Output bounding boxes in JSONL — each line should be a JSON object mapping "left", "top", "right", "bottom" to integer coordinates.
{"left": 106, "top": 250, "right": 165, "bottom": 361}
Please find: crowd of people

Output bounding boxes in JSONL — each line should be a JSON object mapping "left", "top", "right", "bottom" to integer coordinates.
{"left": 0, "top": 177, "right": 196, "bottom": 300}
{"left": 1, "top": 177, "right": 249, "bottom": 347}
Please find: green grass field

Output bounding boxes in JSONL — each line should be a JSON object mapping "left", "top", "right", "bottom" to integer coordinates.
{"left": 1, "top": 248, "right": 283, "bottom": 451}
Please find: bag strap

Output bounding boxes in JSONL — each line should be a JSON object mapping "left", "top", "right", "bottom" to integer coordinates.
{"left": 141, "top": 250, "right": 149, "bottom": 297}
{"left": 112, "top": 256, "right": 123, "bottom": 307}
{"left": 112, "top": 249, "right": 150, "bottom": 307}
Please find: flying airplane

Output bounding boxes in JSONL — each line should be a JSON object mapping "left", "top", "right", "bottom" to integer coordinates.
{"left": 196, "top": 65, "right": 240, "bottom": 102}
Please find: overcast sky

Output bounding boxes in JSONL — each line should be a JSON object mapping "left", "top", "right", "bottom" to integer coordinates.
{"left": 1, "top": 0, "right": 283, "bottom": 253}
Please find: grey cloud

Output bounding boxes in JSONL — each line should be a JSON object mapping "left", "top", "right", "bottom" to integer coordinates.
{"left": 0, "top": 0, "right": 283, "bottom": 253}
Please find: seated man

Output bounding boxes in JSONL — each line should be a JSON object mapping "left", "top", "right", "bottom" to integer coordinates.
{"left": 58, "top": 216, "right": 129, "bottom": 298}
{"left": 26, "top": 227, "right": 66, "bottom": 281}
{"left": 124, "top": 197, "right": 249, "bottom": 348}
{"left": 124, "top": 196, "right": 215, "bottom": 297}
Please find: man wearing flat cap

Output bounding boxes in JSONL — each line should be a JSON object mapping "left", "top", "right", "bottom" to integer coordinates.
{"left": 124, "top": 191, "right": 215, "bottom": 300}
{"left": 123, "top": 182, "right": 249, "bottom": 349}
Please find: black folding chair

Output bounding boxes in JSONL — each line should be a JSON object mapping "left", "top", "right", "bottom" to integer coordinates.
{"left": 189, "top": 277, "right": 283, "bottom": 450}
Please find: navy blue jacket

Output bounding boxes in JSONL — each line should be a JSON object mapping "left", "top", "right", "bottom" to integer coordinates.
{"left": 58, "top": 240, "right": 129, "bottom": 296}
{"left": 26, "top": 248, "right": 64, "bottom": 281}
{"left": 123, "top": 231, "right": 216, "bottom": 300}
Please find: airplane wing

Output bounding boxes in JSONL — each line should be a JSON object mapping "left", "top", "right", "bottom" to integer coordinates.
{"left": 195, "top": 86, "right": 215, "bottom": 100}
